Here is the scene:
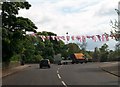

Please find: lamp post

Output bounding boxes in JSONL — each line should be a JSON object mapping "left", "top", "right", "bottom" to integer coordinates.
{"left": 66, "top": 32, "right": 69, "bottom": 60}
{"left": 66, "top": 32, "right": 68, "bottom": 44}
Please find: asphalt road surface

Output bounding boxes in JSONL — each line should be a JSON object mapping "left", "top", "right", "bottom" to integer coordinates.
{"left": 2, "top": 63, "right": 119, "bottom": 86}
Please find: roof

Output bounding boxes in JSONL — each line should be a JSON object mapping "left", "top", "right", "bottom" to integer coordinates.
{"left": 74, "top": 53, "right": 84, "bottom": 59}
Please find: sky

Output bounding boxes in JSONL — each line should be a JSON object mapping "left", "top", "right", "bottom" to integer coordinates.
{"left": 18, "top": 0, "right": 119, "bottom": 51}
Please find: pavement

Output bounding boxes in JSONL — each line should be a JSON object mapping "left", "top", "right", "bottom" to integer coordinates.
{"left": 99, "top": 62, "right": 119, "bottom": 77}
{"left": 0, "top": 64, "right": 30, "bottom": 78}
{"left": 0, "top": 62, "right": 119, "bottom": 78}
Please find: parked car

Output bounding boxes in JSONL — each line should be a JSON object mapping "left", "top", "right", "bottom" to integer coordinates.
{"left": 39, "top": 59, "right": 51, "bottom": 68}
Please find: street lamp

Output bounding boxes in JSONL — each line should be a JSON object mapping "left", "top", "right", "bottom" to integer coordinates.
{"left": 66, "top": 32, "right": 68, "bottom": 44}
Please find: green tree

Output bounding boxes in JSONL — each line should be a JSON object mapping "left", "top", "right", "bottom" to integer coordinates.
{"left": 22, "top": 35, "right": 36, "bottom": 63}
{"left": 99, "top": 44, "right": 109, "bottom": 62}
{"left": 76, "top": 42, "right": 87, "bottom": 52}
{"left": 110, "top": 8, "right": 120, "bottom": 41}
{"left": 93, "top": 47, "right": 100, "bottom": 62}
{"left": 67, "top": 43, "right": 81, "bottom": 54}
{"left": 2, "top": 2, "right": 37, "bottom": 63}
{"left": 64, "top": 43, "right": 81, "bottom": 59}
{"left": 85, "top": 51, "right": 93, "bottom": 60}
{"left": 110, "top": 8, "right": 120, "bottom": 61}
{"left": 37, "top": 31, "right": 65, "bottom": 62}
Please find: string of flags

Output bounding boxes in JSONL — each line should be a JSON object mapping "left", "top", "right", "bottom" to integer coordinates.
{"left": 29, "top": 33, "right": 119, "bottom": 42}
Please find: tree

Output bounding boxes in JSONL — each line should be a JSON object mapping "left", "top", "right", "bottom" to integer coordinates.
{"left": 93, "top": 47, "right": 100, "bottom": 62}
{"left": 2, "top": 2, "right": 37, "bottom": 63}
{"left": 77, "top": 42, "right": 87, "bottom": 52}
{"left": 85, "top": 51, "right": 93, "bottom": 60}
{"left": 110, "top": 8, "right": 120, "bottom": 41}
{"left": 99, "top": 44, "right": 109, "bottom": 62}
{"left": 65, "top": 43, "right": 81, "bottom": 59}
{"left": 22, "top": 35, "right": 36, "bottom": 63}
{"left": 68, "top": 43, "right": 81, "bottom": 53}
{"left": 36, "top": 31, "right": 65, "bottom": 62}
{"left": 109, "top": 8, "right": 120, "bottom": 61}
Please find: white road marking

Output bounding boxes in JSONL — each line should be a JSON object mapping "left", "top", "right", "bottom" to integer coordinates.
{"left": 57, "top": 74, "right": 61, "bottom": 79}
{"left": 57, "top": 70, "right": 59, "bottom": 73}
{"left": 61, "top": 81, "right": 67, "bottom": 87}
{"left": 57, "top": 65, "right": 67, "bottom": 87}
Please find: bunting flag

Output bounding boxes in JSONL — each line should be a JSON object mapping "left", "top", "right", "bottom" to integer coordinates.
{"left": 86, "top": 35, "right": 91, "bottom": 39}
{"left": 102, "top": 34, "right": 105, "bottom": 41}
{"left": 96, "top": 35, "right": 101, "bottom": 41}
{"left": 110, "top": 34, "right": 114, "bottom": 39}
{"left": 51, "top": 36, "right": 55, "bottom": 40}
{"left": 55, "top": 36, "right": 60, "bottom": 41}
{"left": 82, "top": 36, "right": 86, "bottom": 42}
{"left": 92, "top": 35, "right": 96, "bottom": 42}
{"left": 71, "top": 36, "right": 75, "bottom": 40}
{"left": 40, "top": 35, "right": 46, "bottom": 41}
{"left": 29, "top": 33, "right": 118, "bottom": 43}
{"left": 60, "top": 36, "right": 65, "bottom": 40}
{"left": 105, "top": 34, "right": 109, "bottom": 41}
{"left": 31, "top": 33, "right": 36, "bottom": 37}
{"left": 76, "top": 36, "right": 81, "bottom": 42}
{"left": 46, "top": 36, "right": 50, "bottom": 40}
{"left": 66, "top": 36, "right": 70, "bottom": 41}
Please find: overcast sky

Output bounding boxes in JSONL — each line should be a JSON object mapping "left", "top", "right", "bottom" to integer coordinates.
{"left": 18, "top": 0, "right": 119, "bottom": 51}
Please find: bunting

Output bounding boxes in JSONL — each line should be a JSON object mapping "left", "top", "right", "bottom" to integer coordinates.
{"left": 29, "top": 33, "right": 119, "bottom": 42}
{"left": 60, "top": 36, "right": 65, "bottom": 40}
{"left": 76, "top": 36, "right": 81, "bottom": 42}
{"left": 96, "top": 35, "right": 101, "bottom": 41}
{"left": 66, "top": 36, "right": 70, "bottom": 41}
{"left": 91, "top": 35, "right": 96, "bottom": 42}
{"left": 82, "top": 36, "right": 86, "bottom": 42}
{"left": 71, "top": 36, "right": 75, "bottom": 40}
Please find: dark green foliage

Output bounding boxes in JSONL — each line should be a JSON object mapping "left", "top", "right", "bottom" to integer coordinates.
{"left": 61, "top": 43, "right": 81, "bottom": 59}
{"left": 67, "top": 43, "right": 81, "bottom": 54}
{"left": 36, "top": 31, "right": 65, "bottom": 62}
{"left": 98, "top": 44, "right": 109, "bottom": 62}
{"left": 93, "top": 47, "right": 100, "bottom": 62}
{"left": 2, "top": 2, "right": 37, "bottom": 63}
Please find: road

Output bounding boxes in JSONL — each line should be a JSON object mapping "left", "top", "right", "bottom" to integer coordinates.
{"left": 2, "top": 63, "right": 119, "bottom": 86}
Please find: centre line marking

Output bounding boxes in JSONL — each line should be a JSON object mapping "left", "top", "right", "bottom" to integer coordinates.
{"left": 57, "top": 65, "right": 67, "bottom": 87}
{"left": 57, "top": 74, "right": 61, "bottom": 79}
{"left": 61, "top": 81, "right": 67, "bottom": 87}
{"left": 57, "top": 70, "right": 59, "bottom": 73}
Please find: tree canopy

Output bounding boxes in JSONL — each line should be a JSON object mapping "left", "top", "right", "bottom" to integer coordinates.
{"left": 2, "top": 2, "right": 37, "bottom": 62}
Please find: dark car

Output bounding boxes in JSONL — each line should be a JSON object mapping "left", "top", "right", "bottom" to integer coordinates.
{"left": 39, "top": 59, "right": 51, "bottom": 68}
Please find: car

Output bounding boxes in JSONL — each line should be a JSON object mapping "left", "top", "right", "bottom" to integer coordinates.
{"left": 39, "top": 59, "right": 51, "bottom": 68}
{"left": 57, "top": 61, "right": 62, "bottom": 65}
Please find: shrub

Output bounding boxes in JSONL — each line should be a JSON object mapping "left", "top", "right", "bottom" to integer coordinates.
{"left": 34, "top": 55, "right": 43, "bottom": 63}
{"left": 10, "top": 54, "right": 21, "bottom": 61}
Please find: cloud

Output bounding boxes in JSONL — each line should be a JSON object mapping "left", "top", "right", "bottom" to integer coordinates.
{"left": 94, "top": 0, "right": 118, "bottom": 17}
{"left": 19, "top": 0, "right": 119, "bottom": 50}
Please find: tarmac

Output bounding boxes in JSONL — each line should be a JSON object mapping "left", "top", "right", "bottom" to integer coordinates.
{"left": 0, "top": 62, "right": 119, "bottom": 78}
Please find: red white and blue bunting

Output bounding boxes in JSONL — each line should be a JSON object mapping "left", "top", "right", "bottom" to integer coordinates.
{"left": 29, "top": 33, "right": 119, "bottom": 42}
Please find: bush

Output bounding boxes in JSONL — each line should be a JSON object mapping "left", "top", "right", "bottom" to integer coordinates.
{"left": 10, "top": 54, "right": 21, "bottom": 61}
{"left": 34, "top": 55, "right": 43, "bottom": 63}
{"left": 108, "top": 57, "right": 120, "bottom": 61}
